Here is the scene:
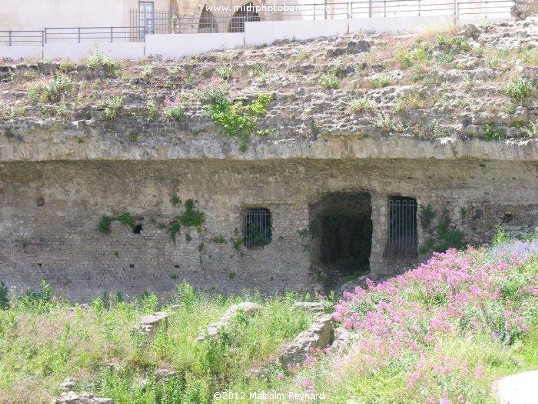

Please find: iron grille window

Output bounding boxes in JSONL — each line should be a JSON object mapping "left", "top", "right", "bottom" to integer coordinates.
{"left": 386, "top": 197, "right": 417, "bottom": 257}
{"left": 244, "top": 208, "right": 272, "bottom": 247}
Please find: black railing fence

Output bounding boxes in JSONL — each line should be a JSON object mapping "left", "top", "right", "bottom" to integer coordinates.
{"left": 0, "top": 0, "right": 514, "bottom": 46}
{"left": 0, "top": 27, "right": 143, "bottom": 46}
{"left": 386, "top": 197, "right": 418, "bottom": 258}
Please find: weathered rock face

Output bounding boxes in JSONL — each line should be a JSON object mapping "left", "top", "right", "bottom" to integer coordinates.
{"left": 0, "top": 157, "right": 536, "bottom": 300}
{"left": 0, "top": 19, "right": 536, "bottom": 300}
{"left": 0, "top": 19, "right": 537, "bottom": 146}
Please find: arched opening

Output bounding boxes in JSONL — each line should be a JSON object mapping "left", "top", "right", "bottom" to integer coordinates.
{"left": 229, "top": 2, "right": 260, "bottom": 33}
{"left": 310, "top": 192, "right": 372, "bottom": 286}
{"left": 198, "top": 6, "right": 219, "bottom": 33}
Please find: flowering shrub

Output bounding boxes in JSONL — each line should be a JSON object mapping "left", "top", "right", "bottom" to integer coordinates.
{"left": 329, "top": 241, "right": 538, "bottom": 402}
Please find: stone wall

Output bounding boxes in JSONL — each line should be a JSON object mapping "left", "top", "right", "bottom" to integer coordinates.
{"left": 0, "top": 158, "right": 536, "bottom": 301}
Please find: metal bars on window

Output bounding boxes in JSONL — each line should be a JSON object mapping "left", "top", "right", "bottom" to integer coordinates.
{"left": 245, "top": 208, "right": 272, "bottom": 247}
{"left": 387, "top": 197, "right": 417, "bottom": 257}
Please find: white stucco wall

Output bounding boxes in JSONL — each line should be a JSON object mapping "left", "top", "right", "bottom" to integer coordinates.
{"left": 145, "top": 32, "right": 244, "bottom": 57}
{"left": 0, "top": 45, "right": 42, "bottom": 60}
{"left": 0, "top": 0, "right": 171, "bottom": 31}
{"left": 244, "top": 19, "right": 348, "bottom": 46}
{"left": 348, "top": 15, "right": 455, "bottom": 34}
{"left": 44, "top": 42, "right": 145, "bottom": 60}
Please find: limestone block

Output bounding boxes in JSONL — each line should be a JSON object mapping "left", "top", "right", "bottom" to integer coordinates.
{"left": 53, "top": 391, "right": 114, "bottom": 404}
{"left": 279, "top": 314, "right": 334, "bottom": 366}
{"left": 196, "top": 302, "right": 261, "bottom": 341}
{"left": 138, "top": 311, "right": 169, "bottom": 337}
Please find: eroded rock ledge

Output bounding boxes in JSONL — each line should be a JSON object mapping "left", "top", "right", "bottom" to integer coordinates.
{"left": 1, "top": 136, "right": 536, "bottom": 162}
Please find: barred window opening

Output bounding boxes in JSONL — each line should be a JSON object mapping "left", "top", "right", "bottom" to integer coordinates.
{"left": 386, "top": 196, "right": 417, "bottom": 258}
{"left": 244, "top": 208, "right": 272, "bottom": 247}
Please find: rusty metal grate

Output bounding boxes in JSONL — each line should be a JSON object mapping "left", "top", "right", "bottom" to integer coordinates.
{"left": 387, "top": 197, "right": 417, "bottom": 257}
{"left": 245, "top": 208, "right": 272, "bottom": 247}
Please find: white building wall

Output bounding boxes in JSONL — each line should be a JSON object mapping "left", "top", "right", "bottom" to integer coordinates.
{"left": 43, "top": 42, "right": 145, "bottom": 60}
{"left": 0, "top": 0, "right": 171, "bottom": 31}
{"left": 145, "top": 32, "right": 244, "bottom": 58}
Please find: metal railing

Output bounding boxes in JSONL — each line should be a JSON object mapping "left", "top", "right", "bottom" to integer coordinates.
{"left": 285, "top": 0, "right": 512, "bottom": 19}
{"left": 0, "top": 0, "right": 514, "bottom": 46}
{"left": 245, "top": 208, "right": 272, "bottom": 247}
{"left": 0, "top": 30, "right": 45, "bottom": 46}
{"left": 130, "top": 9, "right": 175, "bottom": 35}
{"left": 44, "top": 27, "right": 144, "bottom": 44}
{"left": 386, "top": 197, "right": 418, "bottom": 258}
{"left": 0, "top": 27, "right": 144, "bottom": 46}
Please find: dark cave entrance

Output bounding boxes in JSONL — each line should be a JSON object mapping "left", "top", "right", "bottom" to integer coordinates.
{"left": 310, "top": 192, "right": 372, "bottom": 283}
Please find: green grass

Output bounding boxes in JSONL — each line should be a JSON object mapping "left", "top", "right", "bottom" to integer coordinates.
{"left": 0, "top": 285, "right": 313, "bottom": 402}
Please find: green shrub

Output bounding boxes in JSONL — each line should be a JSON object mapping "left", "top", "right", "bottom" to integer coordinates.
{"left": 164, "top": 105, "right": 184, "bottom": 121}
{"left": 28, "top": 76, "right": 73, "bottom": 103}
{"left": 198, "top": 85, "right": 229, "bottom": 105}
{"left": 212, "top": 235, "right": 226, "bottom": 244}
{"left": 166, "top": 199, "right": 205, "bottom": 243}
{"left": 483, "top": 124, "right": 506, "bottom": 141}
{"left": 179, "top": 199, "right": 205, "bottom": 228}
{"left": 435, "top": 35, "right": 470, "bottom": 52}
{"left": 217, "top": 65, "right": 233, "bottom": 80}
{"left": 98, "top": 215, "right": 113, "bottom": 234}
{"left": 436, "top": 217, "right": 465, "bottom": 251}
{"left": 436, "top": 51, "right": 455, "bottom": 64}
{"left": 319, "top": 74, "right": 340, "bottom": 90}
{"left": 117, "top": 212, "right": 136, "bottom": 229}
{"left": 141, "top": 66, "right": 154, "bottom": 78}
{"left": 176, "top": 280, "right": 196, "bottom": 311}
{"left": 0, "top": 281, "right": 9, "bottom": 309}
{"left": 204, "top": 93, "right": 273, "bottom": 151}
{"left": 103, "top": 96, "right": 123, "bottom": 120}
{"left": 87, "top": 50, "right": 120, "bottom": 77}
{"left": 421, "top": 214, "right": 465, "bottom": 253}
{"left": 505, "top": 77, "right": 534, "bottom": 104}
{"left": 371, "top": 76, "right": 391, "bottom": 88}
{"left": 14, "top": 280, "right": 55, "bottom": 313}
{"left": 373, "top": 113, "right": 404, "bottom": 133}
{"left": 350, "top": 98, "right": 373, "bottom": 113}
{"left": 170, "top": 195, "right": 181, "bottom": 206}
{"left": 167, "top": 219, "right": 181, "bottom": 244}
{"left": 492, "top": 225, "right": 510, "bottom": 246}
{"left": 396, "top": 43, "right": 430, "bottom": 68}
{"left": 419, "top": 204, "right": 436, "bottom": 229}
{"left": 146, "top": 100, "right": 158, "bottom": 121}
{"left": 59, "top": 61, "right": 76, "bottom": 73}
{"left": 521, "top": 122, "right": 538, "bottom": 138}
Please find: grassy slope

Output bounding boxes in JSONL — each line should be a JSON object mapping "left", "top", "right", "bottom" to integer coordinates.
{"left": 0, "top": 285, "right": 314, "bottom": 403}
{"left": 0, "top": 237, "right": 536, "bottom": 403}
